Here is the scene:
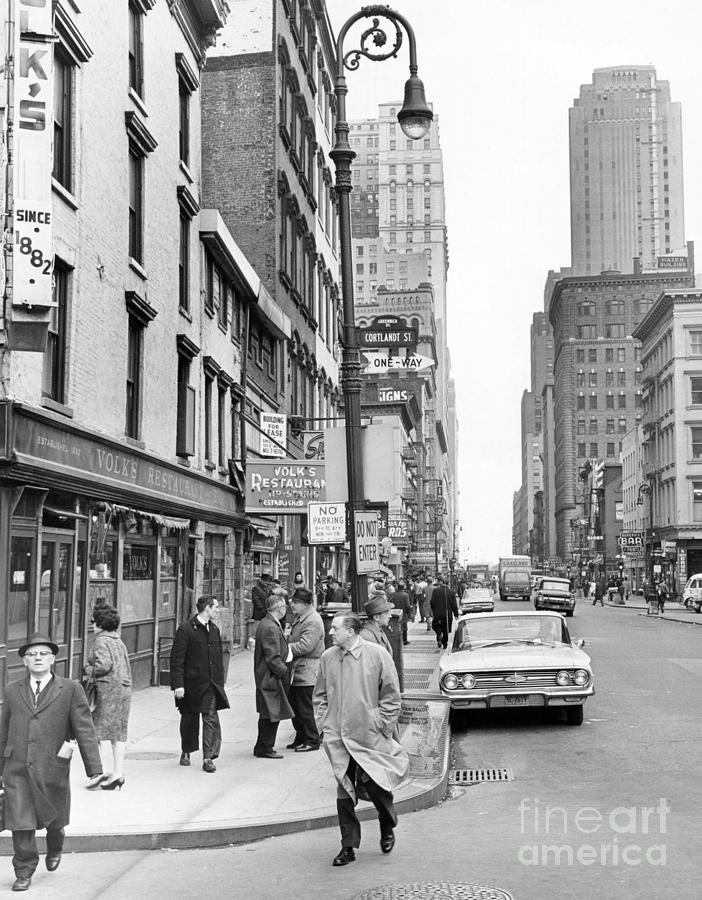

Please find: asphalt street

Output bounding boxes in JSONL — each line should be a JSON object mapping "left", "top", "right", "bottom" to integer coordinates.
{"left": 8, "top": 600, "right": 701, "bottom": 900}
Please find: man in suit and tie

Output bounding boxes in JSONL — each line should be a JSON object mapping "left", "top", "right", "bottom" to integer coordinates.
{"left": 0, "top": 633, "right": 102, "bottom": 892}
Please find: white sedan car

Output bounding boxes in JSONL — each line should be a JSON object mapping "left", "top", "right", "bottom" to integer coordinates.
{"left": 439, "top": 611, "right": 594, "bottom": 725}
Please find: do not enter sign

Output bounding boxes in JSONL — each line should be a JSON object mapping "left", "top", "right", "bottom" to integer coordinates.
{"left": 354, "top": 511, "right": 380, "bottom": 574}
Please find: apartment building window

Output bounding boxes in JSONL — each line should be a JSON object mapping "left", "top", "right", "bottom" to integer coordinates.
{"left": 692, "top": 426, "right": 702, "bottom": 459}
{"left": 125, "top": 317, "right": 143, "bottom": 439}
{"left": 369, "top": 263, "right": 377, "bottom": 275}
{"left": 424, "top": 230, "right": 431, "bottom": 242}
{"left": 617, "top": 347, "right": 626, "bottom": 362}
{"left": 634, "top": 369, "right": 642, "bottom": 385}
{"left": 176, "top": 54, "right": 201, "bottom": 170}
{"left": 618, "top": 417, "right": 627, "bottom": 434}
{"left": 589, "top": 349, "right": 597, "bottom": 363}
{"left": 577, "top": 371, "right": 585, "bottom": 387}
{"left": 53, "top": 48, "right": 73, "bottom": 189}
{"left": 606, "top": 393, "right": 614, "bottom": 409}
{"left": 577, "top": 420, "right": 586, "bottom": 435}
{"left": 617, "top": 370, "right": 626, "bottom": 386}
{"left": 691, "top": 376, "right": 702, "bottom": 404}
{"left": 577, "top": 325, "right": 596, "bottom": 339}
{"left": 606, "top": 299, "right": 625, "bottom": 316}
{"left": 578, "top": 443, "right": 586, "bottom": 458}
{"left": 606, "top": 419, "right": 615, "bottom": 434}
{"left": 589, "top": 443, "right": 598, "bottom": 457}
{"left": 589, "top": 417, "right": 598, "bottom": 434}
{"left": 369, "top": 245, "right": 377, "bottom": 257}
{"left": 423, "top": 139, "right": 430, "bottom": 149}
{"left": 217, "top": 380, "right": 228, "bottom": 467}
{"left": 43, "top": 260, "right": 70, "bottom": 403}
{"left": 128, "top": 2, "right": 144, "bottom": 97}
{"left": 607, "top": 443, "right": 616, "bottom": 457}
{"left": 606, "top": 370, "right": 614, "bottom": 386}
{"left": 618, "top": 394, "right": 626, "bottom": 408}
{"left": 389, "top": 140, "right": 396, "bottom": 150}
{"left": 204, "top": 370, "right": 214, "bottom": 463}
{"left": 576, "top": 349, "right": 585, "bottom": 363}
{"left": 589, "top": 394, "right": 597, "bottom": 409}
{"left": 400, "top": 279, "right": 407, "bottom": 289}
{"left": 589, "top": 371, "right": 597, "bottom": 387}
{"left": 578, "top": 301, "right": 595, "bottom": 316}
{"left": 606, "top": 323, "right": 625, "bottom": 338}
{"left": 606, "top": 348, "right": 614, "bottom": 362}
{"left": 356, "top": 263, "right": 364, "bottom": 275}
{"left": 176, "top": 337, "right": 198, "bottom": 457}
{"left": 128, "top": 150, "right": 144, "bottom": 263}
{"left": 577, "top": 395, "right": 585, "bottom": 410}
{"left": 690, "top": 332, "right": 702, "bottom": 355}
{"left": 693, "top": 482, "right": 702, "bottom": 521}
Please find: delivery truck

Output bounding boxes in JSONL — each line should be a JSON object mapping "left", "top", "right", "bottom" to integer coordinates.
{"left": 498, "top": 556, "right": 532, "bottom": 601}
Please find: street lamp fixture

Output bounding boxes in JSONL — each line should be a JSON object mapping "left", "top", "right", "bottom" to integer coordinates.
{"left": 331, "top": 6, "right": 432, "bottom": 613}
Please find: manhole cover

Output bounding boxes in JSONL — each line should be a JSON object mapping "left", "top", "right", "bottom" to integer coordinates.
{"left": 350, "top": 883, "right": 513, "bottom": 900}
{"left": 125, "top": 752, "right": 179, "bottom": 761}
{"left": 449, "top": 768, "right": 514, "bottom": 784}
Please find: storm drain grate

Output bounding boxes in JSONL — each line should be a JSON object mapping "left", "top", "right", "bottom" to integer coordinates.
{"left": 403, "top": 667, "right": 433, "bottom": 690}
{"left": 350, "top": 882, "right": 514, "bottom": 900}
{"left": 449, "top": 767, "right": 514, "bottom": 784}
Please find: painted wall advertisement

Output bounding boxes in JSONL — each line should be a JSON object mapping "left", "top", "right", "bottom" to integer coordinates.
{"left": 245, "top": 460, "right": 326, "bottom": 514}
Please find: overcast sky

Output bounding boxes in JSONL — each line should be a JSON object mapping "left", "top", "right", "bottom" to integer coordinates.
{"left": 328, "top": 0, "right": 702, "bottom": 564}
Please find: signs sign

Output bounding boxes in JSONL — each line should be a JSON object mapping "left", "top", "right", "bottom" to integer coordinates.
{"left": 359, "top": 316, "right": 418, "bottom": 349}
{"left": 378, "top": 387, "right": 413, "bottom": 404}
{"left": 245, "top": 460, "right": 326, "bottom": 513}
{"left": 354, "top": 511, "right": 380, "bottom": 574}
{"left": 307, "top": 502, "right": 346, "bottom": 544}
{"left": 260, "top": 413, "right": 287, "bottom": 457}
{"left": 362, "top": 352, "right": 435, "bottom": 374}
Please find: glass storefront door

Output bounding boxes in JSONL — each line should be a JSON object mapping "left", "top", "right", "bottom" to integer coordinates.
{"left": 38, "top": 531, "right": 74, "bottom": 676}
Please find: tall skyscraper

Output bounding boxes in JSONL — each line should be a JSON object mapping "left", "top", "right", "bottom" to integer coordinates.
{"left": 569, "top": 66, "right": 685, "bottom": 276}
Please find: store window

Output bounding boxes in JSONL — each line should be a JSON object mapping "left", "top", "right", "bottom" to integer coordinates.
{"left": 694, "top": 482, "right": 702, "bottom": 521}
{"left": 121, "top": 544, "right": 155, "bottom": 623}
{"left": 9, "top": 536, "right": 34, "bottom": 645}
{"left": 204, "top": 534, "right": 225, "bottom": 603}
{"left": 160, "top": 543, "right": 178, "bottom": 618}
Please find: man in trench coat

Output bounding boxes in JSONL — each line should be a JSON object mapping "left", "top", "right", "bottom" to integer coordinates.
{"left": 313, "top": 612, "right": 409, "bottom": 867}
{"left": 430, "top": 577, "right": 459, "bottom": 650}
{"left": 253, "top": 594, "right": 294, "bottom": 758}
{"left": 0, "top": 633, "right": 102, "bottom": 892}
{"left": 170, "top": 596, "right": 230, "bottom": 773}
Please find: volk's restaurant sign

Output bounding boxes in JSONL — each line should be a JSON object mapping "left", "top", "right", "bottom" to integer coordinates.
{"left": 245, "top": 460, "right": 326, "bottom": 514}
{"left": 0, "top": 403, "right": 240, "bottom": 521}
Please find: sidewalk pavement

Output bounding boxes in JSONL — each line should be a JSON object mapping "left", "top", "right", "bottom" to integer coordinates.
{"left": 0, "top": 618, "right": 449, "bottom": 855}
{"left": 603, "top": 595, "right": 702, "bottom": 626}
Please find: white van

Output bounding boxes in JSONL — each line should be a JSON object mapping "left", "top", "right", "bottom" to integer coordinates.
{"left": 682, "top": 574, "right": 702, "bottom": 612}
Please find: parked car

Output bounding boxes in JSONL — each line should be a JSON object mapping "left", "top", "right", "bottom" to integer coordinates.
{"left": 439, "top": 611, "right": 594, "bottom": 725}
{"left": 682, "top": 573, "right": 702, "bottom": 612}
{"left": 533, "top": 576, "right": 576, "bottom": 617}
{"left": 460, "top": 587, "right": 494, "bottom": 614}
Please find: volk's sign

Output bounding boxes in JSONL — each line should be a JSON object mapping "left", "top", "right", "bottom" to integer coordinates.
{"left": 245, "top": 460, "right": 326, "bottom": 513}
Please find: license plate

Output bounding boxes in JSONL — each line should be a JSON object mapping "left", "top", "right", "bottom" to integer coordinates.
{"left": 505, "top": 696, "right": 528, "bottom": 706}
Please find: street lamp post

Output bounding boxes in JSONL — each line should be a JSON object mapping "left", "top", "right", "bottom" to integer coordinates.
{"left": 331, "top": 6, "right": 432, "bottom": 614}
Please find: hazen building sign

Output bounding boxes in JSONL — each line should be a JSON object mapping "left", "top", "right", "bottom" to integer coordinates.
{"left": 245, "top": 460, "right": 326, "bottom": 513}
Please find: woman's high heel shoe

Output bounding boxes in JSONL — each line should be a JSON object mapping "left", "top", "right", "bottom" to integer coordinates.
{"left": 86, "top": 774, "right": 109, "bottom": 790}
{"left": 100, "top": 776, "right": 125, "bottom": 791}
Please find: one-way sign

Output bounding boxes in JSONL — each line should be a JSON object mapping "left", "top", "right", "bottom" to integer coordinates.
{"left": 362, "top": 352, "right": 435, "bottom": 374}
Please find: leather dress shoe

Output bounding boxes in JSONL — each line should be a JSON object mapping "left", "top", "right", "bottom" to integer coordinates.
{"left": 380, "top": 830, "right": 396, "bottom": 854}
{"left": 286, "top": 741, "right": 304, "bottom": 750}
{"left": 12, "top": 876, "right": 31, "bottom": 892}
{"left": 202, "top": 758, "right": 216, "bottom": 773}
{"left": 294, "top": 743, "right": 320, "bottom": 752}
{"left": 179, "top": 753, "right": 190, "bottom": 767}
{"left": 332, "top": 847, "right": 355, "bottom": 867}
{"left": 46, "top": 852, "right": 62, "bottom": 872}
{"left": 253, "top": 750, "right": 283, "bottom": 759}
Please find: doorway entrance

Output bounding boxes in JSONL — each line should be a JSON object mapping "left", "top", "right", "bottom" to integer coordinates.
{"left": 38, "top": 530, "right": 74, "bottom": 677}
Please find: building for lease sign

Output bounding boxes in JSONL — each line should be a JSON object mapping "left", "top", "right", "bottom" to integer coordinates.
{"left": 260, "top": 413, "right": 287, "bottom": 457}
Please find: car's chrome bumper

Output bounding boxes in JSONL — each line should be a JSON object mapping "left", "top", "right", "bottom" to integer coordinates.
{"left": 445, "top": 685, "right": 595, "bottom": 710}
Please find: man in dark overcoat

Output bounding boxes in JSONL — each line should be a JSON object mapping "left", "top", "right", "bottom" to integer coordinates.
{"left": 430, "top": 577, "right": 459, "bottom": 650}
{"left": 251, "top": 573, "right": 273, "bottom": 621}
{"left": 391, "top": 581, "right": 413, "bottom": 646}
{"left": 0, "top": 633, "right": 102, "bottom": 892}
{"left": 253, "top": 594, "right": 293, "bottom": 758}
{"left": 170, "top": 596, "right": 230, "bottom": 773}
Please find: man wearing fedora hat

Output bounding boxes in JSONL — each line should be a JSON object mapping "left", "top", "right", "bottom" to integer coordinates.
{"left": 0, "top": 633, "right": 102, "bottom": 892}
{"left": 360, "top": 595, "right": 393, "bottom": 655}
